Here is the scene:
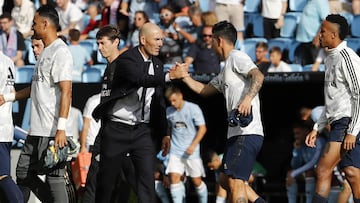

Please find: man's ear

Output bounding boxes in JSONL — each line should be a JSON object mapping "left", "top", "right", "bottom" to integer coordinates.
{"left": 114, "top": 38, "right": 119, "bottom": 46}
{"left": 139, "top": 35, "right": 146, "bottom": 46}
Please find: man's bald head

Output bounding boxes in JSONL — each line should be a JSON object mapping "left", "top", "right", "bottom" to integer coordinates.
{"left": 138, "top": 22, "right": 163, "bottom": 58}
{"left": 139, "top": 22, "right": 162, "bottom": 38}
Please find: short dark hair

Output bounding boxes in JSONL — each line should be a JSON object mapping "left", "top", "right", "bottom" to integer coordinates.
{"left": 256, "top": 42, "right": 268, "bottom": 50}
{"left": 326, "top": 14, "right": 349, "bottom": 40}
{"left": 212, "top": 21, "right": 237, "bottom": 46}
{"left": 269, "top": 46, "right": 282, "bottom": 55}
{"left": 36, "top": 5, "right": 60, "bottom": 31}
{"left": 96, "top": 25, "right": 121, "bottom": 42}
{"left": 164, "top": 85, "right": 182, "bottom": 99}
{"left": 0, "top": 12, "right": 12, "bottom": 21}
{"left": 69, "top": 29, "right": 80, "bottom": 41}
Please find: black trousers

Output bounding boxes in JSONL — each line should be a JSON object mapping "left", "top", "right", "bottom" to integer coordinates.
{"left": 83, "top": 134, "right": 135, "bottom": 203}
{"left": 263, "top": 17, "right": 280, "bottom": 39}
{"left": 95, "top": 121, "right": 156, "bottom": 203}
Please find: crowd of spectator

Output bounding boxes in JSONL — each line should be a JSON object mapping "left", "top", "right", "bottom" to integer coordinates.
{"left": 1, "top": 0, "right": 360, "bottom": 81}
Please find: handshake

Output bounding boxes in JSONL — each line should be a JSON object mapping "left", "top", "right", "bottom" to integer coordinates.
{"left": 168, "top": 62, "right": 190, "bottom": 80}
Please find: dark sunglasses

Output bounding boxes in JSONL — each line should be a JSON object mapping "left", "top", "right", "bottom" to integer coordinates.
{"left": 202, "top": 34, "right": 212, "bottom": 38}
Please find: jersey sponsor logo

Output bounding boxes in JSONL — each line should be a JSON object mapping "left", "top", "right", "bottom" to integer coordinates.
{"left": 6, "top": 66, "right": 15, "bottom": 86}
{"left": 174, "top": 121, "right": 187, "bottom": 129}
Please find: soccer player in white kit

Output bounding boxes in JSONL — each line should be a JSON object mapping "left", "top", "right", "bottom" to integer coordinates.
{"left": 169, "top": 21, "right": 266, "bottom": 203}
{"left": 0, "top": 52, "right": 23, "bottom": 203}
{"left": 5, "top": 5, "right": 73, "bottom": 203}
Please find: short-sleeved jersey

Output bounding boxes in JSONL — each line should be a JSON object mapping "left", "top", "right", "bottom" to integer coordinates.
{"left": 166, "top": 101, "right": 205, "bottom": 159}
{"left": 0, "top": 52, "right": 15, "bottom": 142}
{"left": 83, "top": 93, "right": 101, "bottom": 146}
{"left": 30, "top": 38, "right": 73, "bottom": 137}
{"left": 209, "top": 49, "right": 264, "bottom": 138}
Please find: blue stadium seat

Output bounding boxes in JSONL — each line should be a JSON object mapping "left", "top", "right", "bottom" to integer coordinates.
{"left": 243, "top": 38, "right": 268, "bottom": 62}
{"left": 289, "top": 0, "right": 307, "bottom": 12}
{"left": 82, "top": 68, "right": 102, "bottom": 83}
{"left": 252, "top": 14, "right": 264, "bottom": 38}
{"left": 341, "top": 12, "right": 354, "bottom": 26}
{"left": 25, "top": 39, "right": 37, "bottom": 65}
{"left": 79, "top": 39, "right": 96, "bottom": 56}
{"left": 287, "top": 40, "right": 301, "bottom": 63}
{"left": 345, "top": 38, "right": 360, "bottom": 53}
{"left": 288, "top": 63, "right": 303, "bottom": 72}
{"left": 21, "top": 98, "right": 31, "bottom": 131}
{"left": 16, "top": 65, "right": 34, "bottom": 84}
{"left": 268, "top": 38, "right": 294, "bottom": 51}
{"left": 351, "top": 15, "right": 360, "bottom": 37}
{"left": 91, "top": 64, "right": 107, "bottom": 76}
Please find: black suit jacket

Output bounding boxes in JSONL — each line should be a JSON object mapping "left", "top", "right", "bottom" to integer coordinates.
{"left": 92, "top": 46, "right": 167, "bottom": 137}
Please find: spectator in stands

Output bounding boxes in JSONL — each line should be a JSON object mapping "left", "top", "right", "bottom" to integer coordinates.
{"left": 353, "top": 0, "right": 360, "bottom": 14}
{"left": 328, "top": 0, "right": 360, "bottom": 14}
{"left": 124, "top": 10, "right": 150, "bottom": 50}
{"left": 286, "top": 120, "right": 326, "bottom": 203}
{"left": 0, "top": 12, "right": 26, "bottom": 67}
{"left": 268, "top": 46, "right": 291, "bottom": 72}
{"left": 254, "top": 42, "right": 271, "bottom": 74}
{"left": 215, "top": 0, "right": 245, "bottom": 49}
{"left": 168, "top": 0, "right": 193, "bottom": 17}
{"left": 30, "top": 35, "right": 44, "bottom": 60}
{"left": 100, "top": 0, "right": 120, "bottom": 27}
{"left": 201, "top": 11, "right": 218, "bottom": 26}
{"left": 100, "top": 0, "right": 131, "bottom": 36}
{"left": 68, "top": 28, "right": 94, "bottom": 82}
{"left": 311, "top": 48, "right": 327, "bottom": 71}
{"left": 119, "top": 0, "right": 159, "bottom": 25}
{"left": 261, "top": 0, "right": 288, "bottom": 39}
{"left": 294, "top": 0, "right": 329, "bottom": 66}
{"left": 173, "top": 5, "right": 203, "bottom": 45}
{"left": 184, "top": 25, "right": 221, "bottom": 74}
{"left": 158, "top": 5, "right": 183, "bottom": 64}
{"left": 11, "top": 0, "right": 36, "bottom": 39}
{"left": 205, "top": 150, "right": 267, "bottom": 203}
{"left": 55, "top": 0, "right": 84, "bottom": 36}
{"left": 80, "top": 3, "right": 101, "bottom": 40}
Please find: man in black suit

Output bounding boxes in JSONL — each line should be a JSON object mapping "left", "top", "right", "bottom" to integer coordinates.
{"left": 93, "top": 22, "right": 170, "bottom": 203}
